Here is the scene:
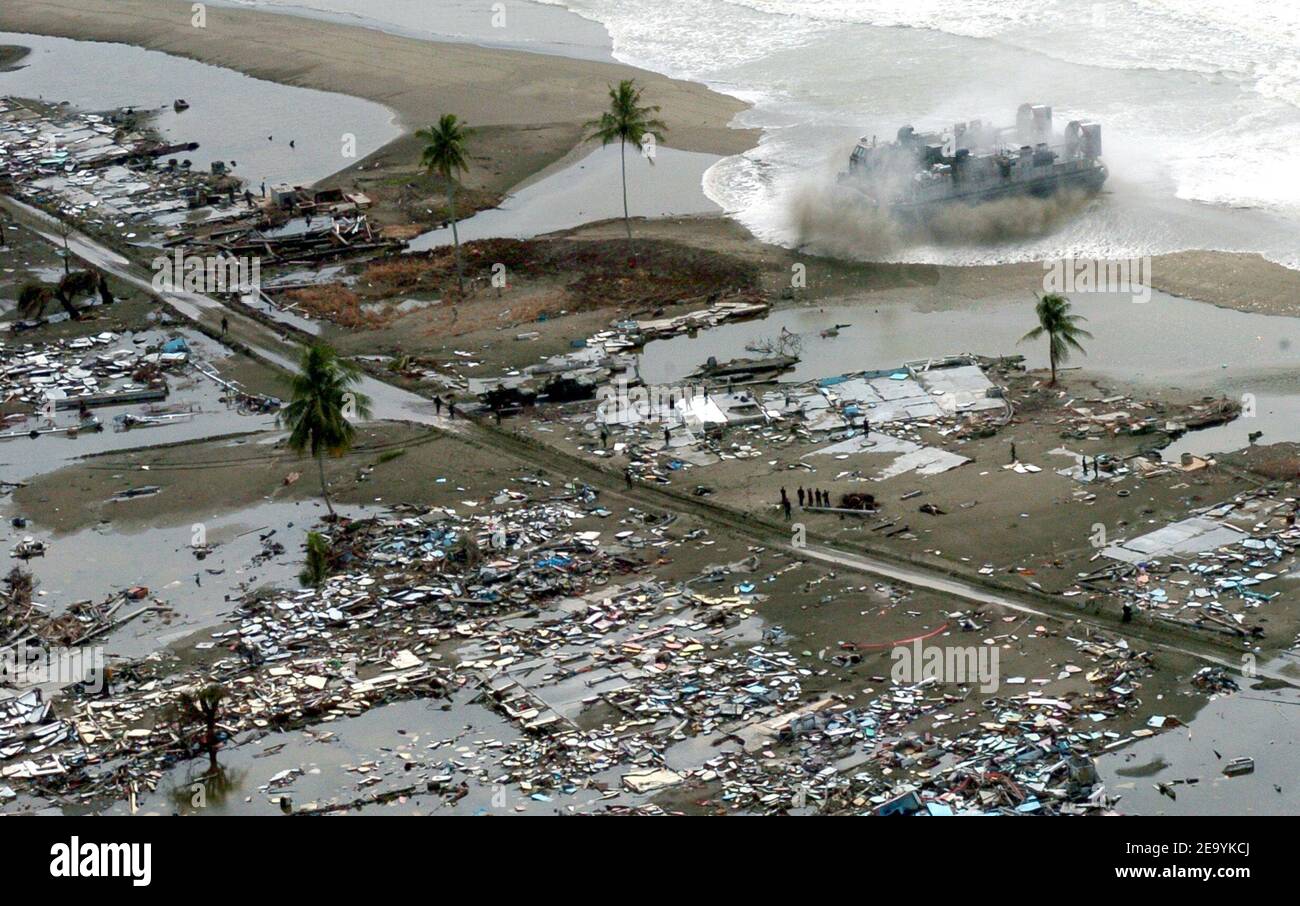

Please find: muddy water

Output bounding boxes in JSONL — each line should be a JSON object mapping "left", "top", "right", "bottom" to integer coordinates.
{"left": 407, "top": 144, "right": 722, "bottom": 251}
{"left": 1098, "top": 662, "right": 1300, "bottom": 816}
{"left": 108, "top": 692, "right": 639, "bottom": 816}
{"left": 640, "top": 288, "right": 1300, "bottom": 458}
{"left": 0, "top": 31, "right": 400, "bottom": 187}
{"left": 3, "top": 500, "right": 381, "bottom": 661}
{"left": 0, "top": 329, "right": 279, "bottom": 484}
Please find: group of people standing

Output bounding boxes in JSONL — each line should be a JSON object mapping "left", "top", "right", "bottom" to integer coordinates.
{"left": 778, "top": 485, "right": 834, "bottom": 518}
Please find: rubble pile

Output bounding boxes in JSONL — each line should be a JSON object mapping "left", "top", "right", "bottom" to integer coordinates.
{"left": 0, "top": 478, "right": 1222, "bottom": 813}
{"left": 691, "top": 634, "right": 1162, "bottom": 815}
{"left": 1075, "top": 488, "right": 1298, "bottom": 638}
{"left": 564, "top": 355, "right": 1010, "bottom": 486}
{"left": 0, "top": 99, "right": 243, "bottom": 233}
{"left": 1052, "top": 394, "right": 1239, "bottom": 442}
{"left": 0, "top": 332, "right": 188, "bottom": 429}
{"left": 0, "top": 489, "right": 631, "bottom": 803}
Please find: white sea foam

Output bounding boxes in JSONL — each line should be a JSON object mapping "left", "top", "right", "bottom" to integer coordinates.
{"left": 535, "top": 0, "right": 1300, "bottom": 269}
{"left": 233, "top": 0, "right": 1300, "bottom": 269}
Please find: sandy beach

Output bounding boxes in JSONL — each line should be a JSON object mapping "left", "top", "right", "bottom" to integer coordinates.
{"left": 0, "top": 0, "right": 756, "bottom": 201}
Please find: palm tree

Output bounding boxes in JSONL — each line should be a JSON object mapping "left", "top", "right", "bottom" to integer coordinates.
{"left": 17, "top": 282, "right": 55, "bottom": 320}
{"left": 299, "top": 530, "right": 330, "bottom": 587}
{"left": 279, "top": 344, "right": 372, "bottom": 517}
{"left": 55, "top": 270, "right": 96, "bottom": 319}
{"left": 174, "top": 683, "right": 227, "bottom": 770}
{"left": 95, "top": 270, "right": 115, "bottom": 306}
{"left": 584, "top": 79, "right": 667, "bottom": 248}
{"left": 417, "top": 114, "right": 474, "bottom": 295}
{"left": 1020, "top": 293, "right": 1093, "bottom": 386}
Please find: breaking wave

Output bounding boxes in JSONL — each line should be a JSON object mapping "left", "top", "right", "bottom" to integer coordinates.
{"left": 784, "top": 178, "right": 1094, "bottom": 262}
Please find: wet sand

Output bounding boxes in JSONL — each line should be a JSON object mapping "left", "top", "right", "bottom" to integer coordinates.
{"left": 562, "top": 217, "right": 1300, "bottom": 321}
{"left": 0, "top": 0, "right": 757, "bottom": 165}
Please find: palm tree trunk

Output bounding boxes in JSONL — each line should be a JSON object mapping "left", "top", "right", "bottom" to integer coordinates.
{"left": 54, "top": 289, "right": 79, "bottom": 321}
{"left": 317, "top": 453, "right": 335, "bottom": 517}
{"left": 449, "top": 184, "right": 464, "bottom": 296}
{"left": 97, "top": 274, "right": 114, "bottom": 305}
{"left": 1049, "top": 346, "right": 1057, "bottom": 386}
{"left": 620, "top": 137, "right": 632, "bottom": 249}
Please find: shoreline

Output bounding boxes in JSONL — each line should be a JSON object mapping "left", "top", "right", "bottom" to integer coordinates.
{"left": 6, "top": 2, "right": 1300, "bottom": 318}
{"left": 0, "top": 0, "right": 758, "bottom": 179}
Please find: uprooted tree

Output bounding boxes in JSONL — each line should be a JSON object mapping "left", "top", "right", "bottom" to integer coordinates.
{"left": 299, "top": 530, "right": 331, "bottom": 588}
{"left": 17, "top": 270, "right": 99, "bottom": 321}
{"left": 169, "top": 683, "right": 228, "bottom": 770}
{"left": 0, "top": 565, "right": 37, "bottom": 646}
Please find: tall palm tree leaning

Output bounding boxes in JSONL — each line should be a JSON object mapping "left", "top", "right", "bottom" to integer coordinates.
{"left": 1019, "top": 293, "right": 1093, "bottom": 386}
{"left": 279, "top": 344, "right": 372, "bottom": 517}
{"left": 418, "top": 114, "right": 473, "bottom": 295}
{"left": 585, "top": 79, "right": 667, "bottom": 249}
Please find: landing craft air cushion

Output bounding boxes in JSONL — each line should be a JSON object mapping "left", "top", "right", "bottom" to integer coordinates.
{"left": 840, "top": 103, "right": 1107, "bottom": 216}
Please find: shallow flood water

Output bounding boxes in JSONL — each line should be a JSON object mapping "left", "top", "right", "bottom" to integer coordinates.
{"left": 2, "top": 499, "right": 371, "bottom": 661}
{"left": 2, "top": 7, "right": 1295, "bottom": 820}
{"left": 640, "top": 288, "right": 1300, "bottom": 458}
{"left": 0, "top": 31, "right": 400, "bottom": 187}
{"left": 111, "top": 692, "right": 640, "bottom": 816}
{"left": 408, "top": 143, "right": 721, "bottom": 251}
{"left": 1098, "top": 662, "right": 1300, "bottom": 816}
{"left": 0, "top": 329, "right": 279, "bottom": 485}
